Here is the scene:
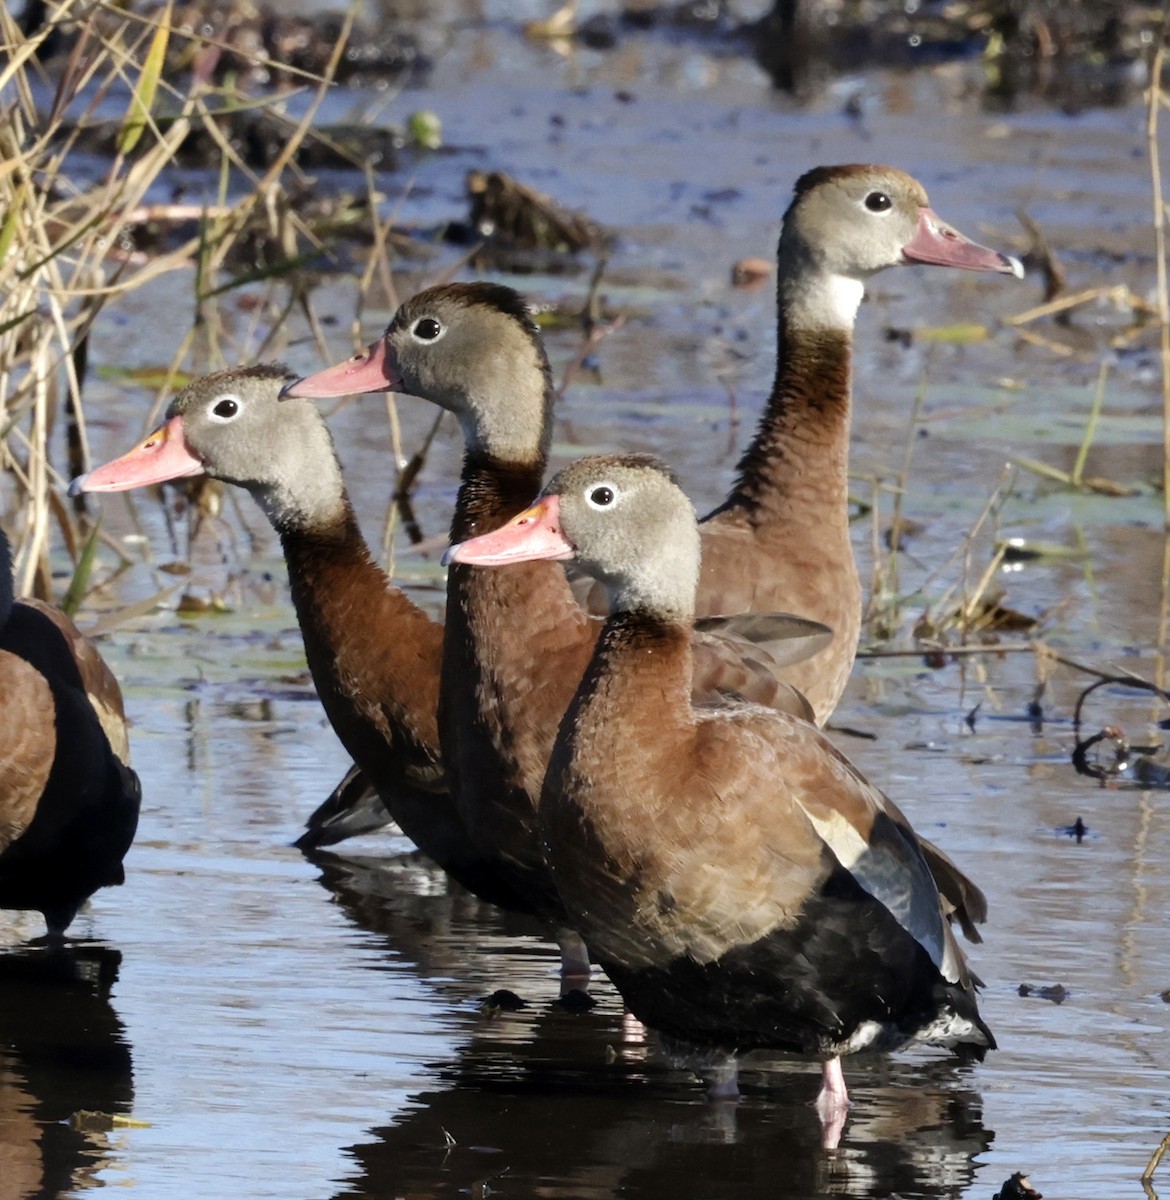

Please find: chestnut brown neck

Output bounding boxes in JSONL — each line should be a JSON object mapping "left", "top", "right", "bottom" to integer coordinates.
{"left": 441, "top": 452, "right": 594, "bottom": 877}
{"left": 451, "top": 453, "right": 547, "bottom": 543}
{"left": 721, "top": 320, "right": 853, "bottom": 522}
{"left": 564, "top": 611, "right": 693, "bottom": 761}
{"left": 280, "top": 500, "right": 440, "bottom": 749}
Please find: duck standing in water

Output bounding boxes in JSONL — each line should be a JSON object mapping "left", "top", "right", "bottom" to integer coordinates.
{"left": 446, "top": 453, "right": 995, "bottom": 1148}
{"left": 286, "top": 285, "right": 834, "bottom": 982}
{"left": 70, "top": 367, "right": 508, "bottom": 904}
{"left": 0, "top": 529, "right": 140, "bottom": 935}
{"left": 73, "top": 367, "right": 814, "bottom": 981}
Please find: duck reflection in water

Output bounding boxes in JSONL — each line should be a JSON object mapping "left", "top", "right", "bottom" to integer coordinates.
{"left": 0, "top": 941, "right": 133, "bottom": 1198}
{"left": 310, "top": 848, "right": 992, "bottom": 1200}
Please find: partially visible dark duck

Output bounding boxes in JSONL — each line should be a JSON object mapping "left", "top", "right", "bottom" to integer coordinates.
{"left": 0, "top": 529, "right": 140, "bottom": 935}
{"left": 446, "top": 453, "right": 994, "bottom": 1148}
{"left": 290, "top": 166, "right": 1019, "bottom": 725}
{"left": 286, "top": 286, "right": 832, "bottom": 980}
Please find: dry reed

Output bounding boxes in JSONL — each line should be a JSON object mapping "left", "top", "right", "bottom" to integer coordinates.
{"left": 0, "top": 1, "right": 356, "bottom": 608}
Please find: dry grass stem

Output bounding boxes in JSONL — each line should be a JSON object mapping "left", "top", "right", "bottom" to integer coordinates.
{"left": 0, "top": 0, "right": 365, "bottom": 608}
{"left": 1007, "top": 283, "right": 1153, "bottom": 327}
{"left": 1148, "top": 42, "right": 1170, "bottom": 664}
{"left": 1145, "top": 1130, "right": 1170, "bottom": 1191}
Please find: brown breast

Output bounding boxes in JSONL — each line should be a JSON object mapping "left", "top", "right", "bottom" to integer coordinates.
{"left": 18, "top": 599, "right": 132, "bottom": 763}
{"left": 0, "top": 599, "right": 141, "bottom": 932}
{"left": 0, "top": 649, "right": 55, "bottom": 852}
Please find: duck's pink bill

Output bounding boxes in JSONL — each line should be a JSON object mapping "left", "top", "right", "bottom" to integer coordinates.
{"left": 443, "top": 496, "right": 575, "bottom": 567}
{"left": 902, "top": 207, "right": 1024, "bottom": 278}
{"left": 282, "top": 336, "right": 401, "bottom": 399}
{"left": 69, "top": 416, "right": 204, "bottom": 495}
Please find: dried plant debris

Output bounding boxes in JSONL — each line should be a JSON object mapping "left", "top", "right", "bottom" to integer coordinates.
{"left": 997, "top": 537, "right": 1084, "bottom": 564}
{"left": 915, "top": 590, "right": 1040, "bottom": 641}
{"left": 526, "top": 1, "right": 736, "bottom": 53}
{"left": 1058, "top": 817, "right": 1088, "bottom": 843}
{"left": 553, "top": 988, "right": 597, "bottom": 1013}
{"left": 730, "top": 257, "right": 772, "bottom": 290}
{"left": 1017, "top": 983, "right": 1069, "bottom": 1004}
{"left": 454, "top": 170, "right": 613, "bottom": 272}
{"left": 1016, "top": 210, "right": 1066, "bottom": 306}
{"left": 56, "top": 111, "right": 403, "bottom": 173}
{"left": 47, "top": 181, "right": 422, "bottom": 280}
{"left": 23, "top": 0, "right": 430, "bottom": 89}
{"left": 744, "top": 0, "right": 1162, "bottom": 108}
{"left": 480, "top": 989, "right": 528, "bottom": 1015}
{"left": 993, "top": 1172, "right": 1043, "bottom": 1200}
{"left": 885, "top": 515, "right": 926, "bottom": 551}
{"left": 1072, "top": 725, "right": 1170, "bottom": 788}
{"left": 1072, "top": 676, "right": 1170, "bottom": 788}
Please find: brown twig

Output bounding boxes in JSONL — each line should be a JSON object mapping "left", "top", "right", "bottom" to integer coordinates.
{"left": 557, "top": 314, "right": 626, "bottom": 401}
{"left": 1149, "top": 40, "right": 1170, "bottom": 664}
{"left": 1145, "top": 1130, "right": 1170, "bottom": 1192}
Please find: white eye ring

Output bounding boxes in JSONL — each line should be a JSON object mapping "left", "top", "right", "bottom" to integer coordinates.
{"left": 210, "top": 394, "right": 242, "bottom": 421}
{"left": 411, "top": 316, "right": 446, "bottom": 343}
{"left": 863, "top": 190, "right": 894, "bottom": 215}
{"left": 585, "top": 481, "right": 619, "bottom": 510}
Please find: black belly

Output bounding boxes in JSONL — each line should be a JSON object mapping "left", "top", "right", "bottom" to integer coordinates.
{"left": 599, "top": 866, "right": 979, "bottom": 1059}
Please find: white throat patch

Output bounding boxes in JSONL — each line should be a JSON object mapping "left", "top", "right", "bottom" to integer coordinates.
{"left": 808, "top": 275, "right": 866, "bottom": 331}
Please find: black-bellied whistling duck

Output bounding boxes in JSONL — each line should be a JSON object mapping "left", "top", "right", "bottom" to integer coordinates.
{"left": 286, "top": 286, "right": 845, "bottom": 982}
{"left": 285, "top": 277, "right": 988, "bottom": 949}
{"left": 71, "top": 366, "right": 535, "bottom": 903}
{"left": 76, "top": 363, "right": 824, "bottom": 982}
{"left": 445, "top": 453, "right": 994, "bottom": 1147}
{"left": 685, "top": 165, "right": 1020, "bottom": 718}
{"left": 291, "top": 166, "right": 1020, "bottom": 725}
{"left": 0, "top": 529, "right": 140, "bottom": 935}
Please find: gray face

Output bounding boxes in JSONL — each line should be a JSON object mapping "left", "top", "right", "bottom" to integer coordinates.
{"left": 169, "top": 368, "right": 327, "bottom": 490}
{"left": 544, "top": 454, "right": 702, "bottom": 619}
{"left": 782, "top": 165, "right": 928, "bottom": 281}
{"left": 382, "top": 288, "right": 551, "bottom": 461}
{"left": 168, "top": 366, "right": 346, "bottom": 531}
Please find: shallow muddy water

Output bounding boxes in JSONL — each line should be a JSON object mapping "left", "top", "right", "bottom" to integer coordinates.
{"left": 5, "top": 7, "right": 1170, "bottom": 1199}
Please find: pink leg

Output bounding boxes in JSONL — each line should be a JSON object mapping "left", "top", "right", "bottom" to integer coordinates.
{"left": 700, "top": 1058, "right": 741, "bottom": 1100}
{"left": 556, "top": 927, "right": 592, "bottom": 994}
{"left": 815, "top": 1057, "right": 850, "bottom": 1150}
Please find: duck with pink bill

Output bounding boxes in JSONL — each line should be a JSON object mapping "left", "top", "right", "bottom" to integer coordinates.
{"left": 444, "top": 452, "right": 994, "bottom": 1149}
{"left": 68, "top": 365, "right": 837, "bottom": 993}
{"left": 286, "top": 164, "right": 1021, "bottom": 728}
{"left": 284, "top": 279, "right": 857, "bottom": 992}
{"left": 68, "top": 366, "right": 505, "bottom": 905}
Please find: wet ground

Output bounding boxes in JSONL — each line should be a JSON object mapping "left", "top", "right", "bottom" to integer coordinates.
{"left": 5, "top": 6, "right": 1170, "bottom": 1199}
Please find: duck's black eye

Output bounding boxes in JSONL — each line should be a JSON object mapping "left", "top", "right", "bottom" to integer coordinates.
{"left": 864, "top": 191, "right": 892, "bottom": 213}
{"left": 589, "top": 485, "right": 615, "bottom": 507}
{"left": 212, "top": 397, "right": 239, "bottom": 419}
{"left": 413, "top": 317, "right": 443, "bottom": 341}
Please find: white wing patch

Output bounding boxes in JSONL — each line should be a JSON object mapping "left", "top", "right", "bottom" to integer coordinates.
{"left": 799, "top": 802, "right": 947, "bottom": 971}
{"left": 800, "top": 808, "right": 869, "bottom": 871}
